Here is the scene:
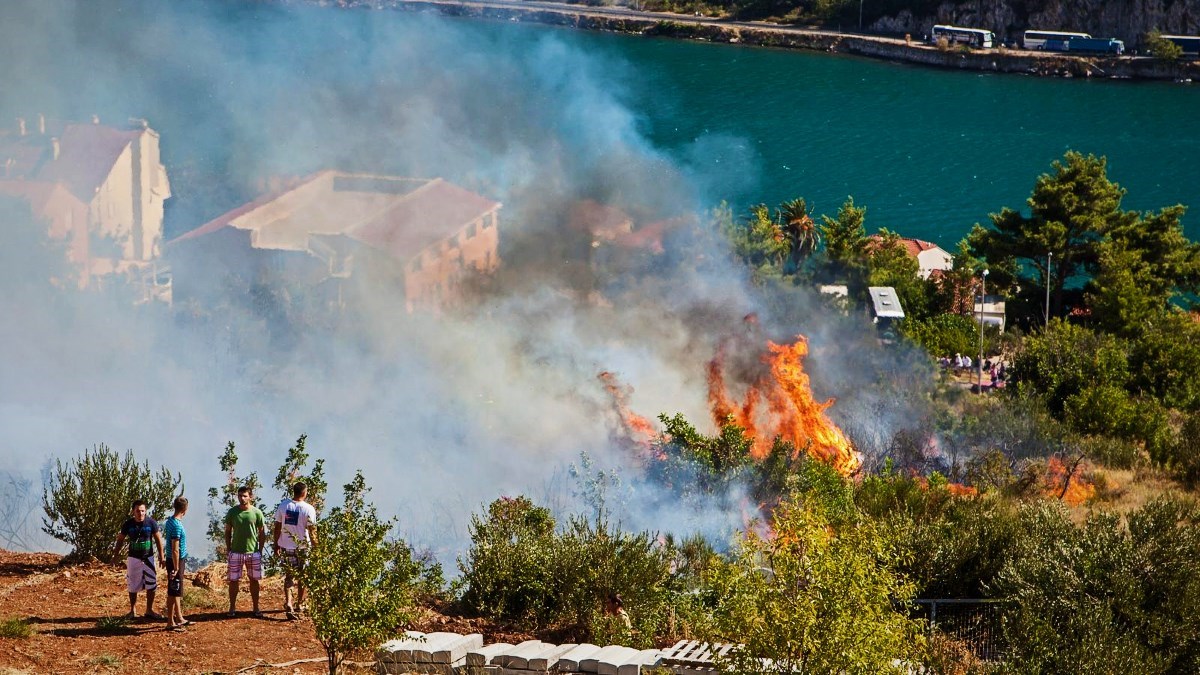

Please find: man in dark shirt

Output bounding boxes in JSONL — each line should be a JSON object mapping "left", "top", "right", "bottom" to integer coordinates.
{"left": 111, "top": 499, "right": 166, "bottom": 621}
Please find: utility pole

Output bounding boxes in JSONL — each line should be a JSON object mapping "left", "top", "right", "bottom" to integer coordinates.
{"left": 978, "top": 269, "right": 989, "bottom": 393}
{"left": 1044, "top": 251, "right": 1052, "bottom": 330}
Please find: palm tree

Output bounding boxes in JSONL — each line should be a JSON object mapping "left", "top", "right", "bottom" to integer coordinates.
{"left": 778, "top": 197, "right": 820, "bottom": 271}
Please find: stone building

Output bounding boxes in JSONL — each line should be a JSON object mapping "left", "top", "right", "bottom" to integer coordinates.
{"left": 167, "top": 171, "right": 501, "bottom": 313}
{"left": 0, "top": 115, "right": 171, "bottom": 296}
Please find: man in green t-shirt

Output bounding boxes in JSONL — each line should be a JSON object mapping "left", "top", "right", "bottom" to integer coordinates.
{"left": 224, "top": 485, "right": 267, "bottom": 617}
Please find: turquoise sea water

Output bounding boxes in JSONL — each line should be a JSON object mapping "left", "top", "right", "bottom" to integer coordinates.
{"left": 599, "top": 34, "right": 1200, "bottom": 244}
{"left": 8, "top": 1, "right": 1199, "bottom": 247}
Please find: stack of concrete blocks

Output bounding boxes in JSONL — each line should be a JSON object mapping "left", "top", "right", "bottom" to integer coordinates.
{"left": 377, "top": 632, "right": 675, "bottom": 675}
{"left": 376, "top": 631, "right": 485, "bottom": 675}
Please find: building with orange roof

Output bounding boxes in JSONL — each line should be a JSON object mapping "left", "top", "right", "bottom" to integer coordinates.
{"left": 166, "top": 171, "right": 501, "bottom": 313}
{"left": 0, "top": 115, "right": 171, "bottom": 296}
{"left": 867, "top": 234, "right": 953, "bottom": 280}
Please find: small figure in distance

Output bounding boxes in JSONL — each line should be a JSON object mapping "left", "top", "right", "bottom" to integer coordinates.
{"left": 604, "top": 592, "right": 632, "bottom": 632}
{"left": 163, "top": 495, "right": 190, "bottom": 631}
{"left": 111, "top": 499, "right": 166, "bottom": 621}
{"left": 273, "top": 481, "right": 318, "bottom": 620}
{"left": 225, "top": 485, "right": 268, "bottom": 618}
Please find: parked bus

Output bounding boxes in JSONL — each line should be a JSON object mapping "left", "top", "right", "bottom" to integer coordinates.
{"left": 1068, "top": 37, "right": 1125, "bottom": 54}
{"left": 1161, "top": 34, "right": 1200, "bottom": 56}
{"left": 931, "top": 25, "right": 995, "bottom": 48}
{"left": 1023, "top": 30, "right": 1091, "bottom": 50}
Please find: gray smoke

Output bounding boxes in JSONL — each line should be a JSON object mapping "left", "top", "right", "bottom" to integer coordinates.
{"left": 0, "top": 0, "right": 932, "bottom": 562}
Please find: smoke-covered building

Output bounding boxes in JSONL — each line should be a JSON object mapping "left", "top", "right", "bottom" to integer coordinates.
{"left": 166, "top": 171, "right": 501, "bottom": 313}
{"left": 0, "top": 115, "right": 171, "bottom": 297}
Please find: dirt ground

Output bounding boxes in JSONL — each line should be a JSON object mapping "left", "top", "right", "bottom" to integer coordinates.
{"left": 0, "top": 550, "right": 531, "bottom": 674}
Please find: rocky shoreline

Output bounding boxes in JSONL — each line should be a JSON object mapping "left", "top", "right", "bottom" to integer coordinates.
{"left": 319, "top": 0, "right": 1200, "bottom": 82}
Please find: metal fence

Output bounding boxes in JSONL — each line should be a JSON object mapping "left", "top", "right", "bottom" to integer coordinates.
{"left": 913, "top": 598, "right": 1009, "bottom": 662}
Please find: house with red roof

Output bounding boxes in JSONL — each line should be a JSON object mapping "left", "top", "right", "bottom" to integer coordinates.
{"left": 0, "top": 115, "right": 171, "bottom": 294}
{"left": 166, "top": 171, "right": 501, "bottom": 313}
{"left": 867, "top": 234, "right": 954, "bottom": 280}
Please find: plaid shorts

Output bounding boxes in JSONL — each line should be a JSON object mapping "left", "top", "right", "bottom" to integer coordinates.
{"left": 126, "top": 556, "right": 157, "bottom": 593}
{"left": 226, "top": 551, "right": 262, "bottom": 581}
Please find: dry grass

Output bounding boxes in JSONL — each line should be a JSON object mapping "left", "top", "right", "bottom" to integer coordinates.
{"left": 181, "top": 585, "right": 224, "bottom": 611}
{"left": 1085, "top": 467, "right": 1188, "bottom": 515}
{"left": 86, "top": 653, "right": 122, "bottom": 669}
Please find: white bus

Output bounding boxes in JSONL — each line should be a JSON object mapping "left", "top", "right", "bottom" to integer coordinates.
{"left": 931, "top": 25, "right": 995, "bottom": 49}
{"left": 1023, "top": 30, "right": 1092, "bottom": 50}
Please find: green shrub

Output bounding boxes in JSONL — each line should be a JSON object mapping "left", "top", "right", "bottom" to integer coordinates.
{"left": 1146, "top": 30, "right": 1184, "bottom": 61}
{"left": 456, "top": 496, "right": 683, "bottom": 645}
{"left": 1075, "top": 434, "right": 1141, "bottom": 471}
{"left": 1169, "top": 415, "right": 1200, "bottom": 487}
{"left": 93, "top": 615, "right": 133, "bottom": 634}
{"left": 42, "top": 445, "right": 181, "bottom": 561}
{"left": 704, "top": 492, "right": 924, "bottom": 672}
{"left": 0, "top": 617, "right": 32, "bottom": 639}
{"left": 993, "top": 498, "right": 1200, "bottom": 674}
{"left": 899, "top": 311, "right": 986, "bottom": 358}
{"left": 302, "top": 472, "right": 425, "bottom": 675}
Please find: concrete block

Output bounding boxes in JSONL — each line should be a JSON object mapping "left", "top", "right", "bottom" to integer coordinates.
{"left": 616, "top": 649, "right": 664, "bottom": 675}
{"left": 494, "top": 640, "right": 544, "bottom": 668}
{"left": 597, "top": 647, "right": 643, "bottom": 675}
{"left": 555, "top": 644, "right": 601, "bottom": 672}
{"left": 467, "top": 643, "right": 515, "bottom": 667}
{"left": 432, "top": 633, "right": 484, "bottom": 664}
{"left": 412, "top": 632, "right": 470, "bottom": 663}
{"left": 377, "top": 631, "right": 428, "bottom": 664}
{"left": 508, "top": 641, "right": 566, "bottom": 669}
{"left": 528, "top": 643, "right": 579, "bottom": 671}
{"left": 581, "top": 645, "right": 638, "bottom": 674}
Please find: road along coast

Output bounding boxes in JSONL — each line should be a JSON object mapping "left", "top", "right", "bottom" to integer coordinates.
{"left": 322, "top": 0, "right": 1200, "bottom": 82}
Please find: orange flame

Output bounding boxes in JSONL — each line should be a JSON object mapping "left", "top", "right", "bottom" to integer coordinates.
{"left": 708, "top": 335, "right": 861, "bottom": 476}
{"left": 598, "top": 371, "right": 658, "bottom": 449}
{"left": 1042, "top": 456, "right": 1095, "bottom": 506}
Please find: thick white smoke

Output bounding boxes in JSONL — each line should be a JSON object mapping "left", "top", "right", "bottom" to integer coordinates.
{"left": 0, "top": 0, "right": 930, "bottom": 562}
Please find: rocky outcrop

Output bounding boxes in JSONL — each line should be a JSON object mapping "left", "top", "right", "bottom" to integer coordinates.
{"left": 871, "top": 0, "right": 1200, "bottom": 49}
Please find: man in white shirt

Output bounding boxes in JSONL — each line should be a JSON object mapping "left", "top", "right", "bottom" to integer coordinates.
{"left": 273, "top": 482, "right": 318, "bottom": 620}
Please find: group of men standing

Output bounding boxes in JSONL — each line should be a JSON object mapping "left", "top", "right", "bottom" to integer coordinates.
{"left": 111, "top": 481, "right": 318, "bottom": 631}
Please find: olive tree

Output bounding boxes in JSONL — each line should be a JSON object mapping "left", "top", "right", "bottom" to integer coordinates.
{"left": 42, "top": 444, "right": 181, "bottom": 560}
{"left": 704, "top": 491, "right": 924, "bottom": 673}
{"left": 302, "top": 472, "right": 427, "bottom": 675}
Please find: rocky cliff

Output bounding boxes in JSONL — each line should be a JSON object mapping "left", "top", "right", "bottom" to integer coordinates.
{"left": 871, "top": 0, "right": 1200, "bottom": 48}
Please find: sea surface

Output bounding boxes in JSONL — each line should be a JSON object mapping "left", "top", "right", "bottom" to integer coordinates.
{"left": 8, "top": 0, "right": 1200, "bottom": 246}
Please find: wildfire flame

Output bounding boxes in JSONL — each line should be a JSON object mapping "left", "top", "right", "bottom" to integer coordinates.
{"left": 598, "top": 371, "right": 658, "bottom": 449}
{"left": 708, "top": 335, "right": 861, "bottom": 476}
{"left": 1042, "top": 456, "right": 1096, "bottom": 506}
{"left": 598, "top": 333, "right": 861, "bottom": 477}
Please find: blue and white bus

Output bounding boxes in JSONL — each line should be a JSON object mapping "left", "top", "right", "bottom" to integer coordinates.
{"left": 931, "top": 25, "right": 995, "bottom": 48}
{"left": 1023, "top": 30, "right": 1091, "bottom": 50}
{"left": 1161, "top": 34, "right": 1200, "bottom": 56}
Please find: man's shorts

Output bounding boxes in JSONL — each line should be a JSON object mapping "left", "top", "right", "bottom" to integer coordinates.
{"left": 279, "top": 548, "right": 306, "bottom": 582}
{"left": 165, "top": 558, "right": 183, "bottom": 597}
{"left": 126, "top": 556, "right": 157, "bottom": 593}
{"left": 226, "top": 551, "right": 262, "bottom": 581}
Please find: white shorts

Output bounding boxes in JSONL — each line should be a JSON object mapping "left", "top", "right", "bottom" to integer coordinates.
{"left": 227, "top": 551, "right": 262, "bottom": 581}
{"left": 126, "top": 557, "right": 157, "bottom": 593}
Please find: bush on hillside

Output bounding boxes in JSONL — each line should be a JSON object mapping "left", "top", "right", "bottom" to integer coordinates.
{"left": 994, "top": 498, "right": 1200, "bottom": 674}
{"left": 42, "top": 444, "right": 181, "bottom": 561}
{"left": 705, "top": 490, "right": 924, "bottom": 673}
{"left": 456, "top": 496, "right": 687, "bottom": 645}
{"left": 302, "top": 472, "right": 427, "bottom": 675}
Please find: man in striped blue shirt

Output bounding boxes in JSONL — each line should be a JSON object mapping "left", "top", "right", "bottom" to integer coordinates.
{"left": 163, "top": 496, "right": 190, "bottom": 631}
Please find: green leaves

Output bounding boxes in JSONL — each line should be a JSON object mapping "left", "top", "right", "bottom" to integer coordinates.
{"left": 303, "top": 471, "right": 428, "bottom": 675}
{"left": 41, "top": 444, "right": 181, "bottom": 560}
{"left": 705, "top": 492, "right": 923, "bottom": 673}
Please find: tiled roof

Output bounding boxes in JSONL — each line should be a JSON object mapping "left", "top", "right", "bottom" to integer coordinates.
{"left": 0, "top": 121, "right": 142, "bottom": 202}
{"left": 350, "top": 179, "right": 500, "bottom": 258}
{"left": 167, "top": 171, "right": 500, "bottom": 261}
